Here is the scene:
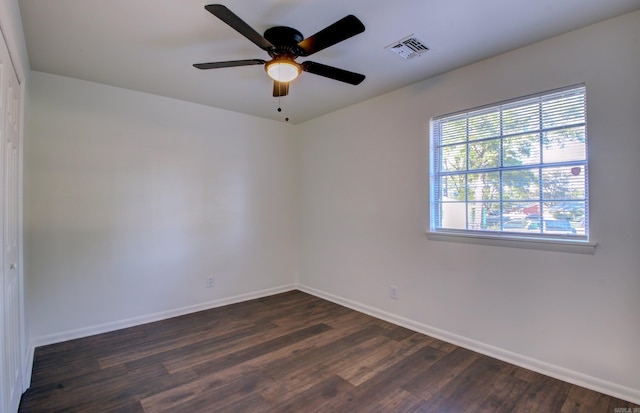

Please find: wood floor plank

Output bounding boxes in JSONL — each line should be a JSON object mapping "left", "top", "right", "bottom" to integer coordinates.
{"left": 402, "top": 346, "right": 482, "bottom": 400}
{"left": 336, "top": 333, "right": 434, "bottom": 386}
{"left": 270, "top": 375, "right": 354, "bottom": 413}
{"left": 366, "top": 388, "right": 425, "bottom": 413}
{"left": 258, "top": 310, "right": 407, "bottom": 393}
{"left": 141, "top": 371, "right": 273, "bottom": 413}
{"left": 269, "top": 297, "right": 354, "bottom": 329}
{"left": 159, "top": 321, "right": 284, "bottom": 374}
{"left": 258, "top": 325, "right": 387, "bottom": 382}
{"left": 254, "top": 335, "right": 391, "bottom": 406}
{"left": 309, "top": 345, "right": 448, "bottom": 413}
{"left": 20, "top": 290, "right": 639, "bottom": 413}
{"left": 97, "top": 319, "right": 258, "bottom": 369}
{"left": 189, "top": 322, "right": 332, "bottom": 375}
{"left": 426, "top": 337, "right": 459, "bottom": 353}
{"left": 141, "top": 323, "right": 369, "bottom": 408}
{"left": 258, "top": 367, "right": 334, "bottom": 405}
{"left": 161, "top": 300, "right": 368, "bottom": 376}
{"left": 413, "top": 354, "right": 529, "bottom": 413}
{"left": 514, "top": 373, "right": 573, "bottom": 412}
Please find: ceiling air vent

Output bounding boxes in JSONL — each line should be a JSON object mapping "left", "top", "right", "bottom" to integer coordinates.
{"left": 385, "top": 35, "right": 429, "bottom": 59}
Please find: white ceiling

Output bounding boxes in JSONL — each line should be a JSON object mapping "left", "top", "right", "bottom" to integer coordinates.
{"left": 18, "top": 0, "right": 640, "bottom": 124}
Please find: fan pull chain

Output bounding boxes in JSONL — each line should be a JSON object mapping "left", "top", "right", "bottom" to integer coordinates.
{"left": 285, "top": 98, "right": 289, "bottom": 122}
{"left": 276, "top": 89, "right": 290, "bottom": 122}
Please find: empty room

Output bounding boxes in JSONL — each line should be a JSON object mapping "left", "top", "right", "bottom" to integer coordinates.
{"left": 0, "top": 0, "right": 639, "bottom": 411}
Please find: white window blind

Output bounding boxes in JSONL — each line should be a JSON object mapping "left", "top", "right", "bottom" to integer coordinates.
{"left": 430, "top": 85, "right": 588, "bottom": 241}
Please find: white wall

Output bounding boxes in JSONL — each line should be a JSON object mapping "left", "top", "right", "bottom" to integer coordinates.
{"left": 25, "top": 72, "right": 298, "bottom": 343}
{"left": 298, "top": 11, "right": 640, "bottom": 402}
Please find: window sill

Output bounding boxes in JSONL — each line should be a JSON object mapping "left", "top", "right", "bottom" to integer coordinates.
{"left": 426, "top": 231, "right": 597, "bottom": 255}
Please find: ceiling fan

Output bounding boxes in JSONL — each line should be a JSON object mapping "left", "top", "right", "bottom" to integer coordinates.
{"left": 194, "top": 4, "right": 366, "bottom": 98}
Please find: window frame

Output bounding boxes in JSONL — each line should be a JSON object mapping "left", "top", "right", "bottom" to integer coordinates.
{"left": 427, "top": 85, "right": 596, "bottom": 254}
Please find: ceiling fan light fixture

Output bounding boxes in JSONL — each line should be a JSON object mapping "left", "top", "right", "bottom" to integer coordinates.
{"left": 265, "top": 58, "right": 301, "bottom": 82}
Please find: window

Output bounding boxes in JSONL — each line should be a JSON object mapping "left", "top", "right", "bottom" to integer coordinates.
{"left": 430, "top": 85, "right": 589, "bottom": 244}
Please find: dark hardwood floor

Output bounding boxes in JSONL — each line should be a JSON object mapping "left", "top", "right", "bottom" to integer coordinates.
{"left": 20, "top": 290, "right": 638, "bottom": 412}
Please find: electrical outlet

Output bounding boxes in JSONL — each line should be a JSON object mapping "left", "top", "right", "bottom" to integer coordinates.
{"left": 207, "top": 276, "right": 215, "bottom": 288}
{"left": 390, "top": 285, "right": 398, "bottom": 300}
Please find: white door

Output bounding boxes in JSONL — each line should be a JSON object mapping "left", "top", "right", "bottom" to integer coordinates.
{"left": 0, "top": 28, "right": 22, "bottom": 413}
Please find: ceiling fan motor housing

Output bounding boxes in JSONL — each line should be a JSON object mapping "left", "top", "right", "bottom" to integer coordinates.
{"left": 264, "top": 26, "right": 305, "bottom": 57}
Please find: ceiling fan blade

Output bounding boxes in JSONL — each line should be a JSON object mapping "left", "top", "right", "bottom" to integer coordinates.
{"left": 205, "top": 4, "right": 274, "bottom": 51}
{"left": 273, "top": 81, "right": 289, "bottom": 97}
{"left": 301, "top": 61, "right": 365, "bottom": 85}
{"left": 297, "top": 15, "right": 365, "bottom": 57}
{"left": 193, "top": 59, "right": 265, "bottom": 70}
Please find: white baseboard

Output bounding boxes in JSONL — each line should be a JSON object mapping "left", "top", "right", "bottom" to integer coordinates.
{"left": 25, "top": 284, "right": 297, "bottom": 388}
{"left": 296, "top": 284, "right": 640, "bottom": 406}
